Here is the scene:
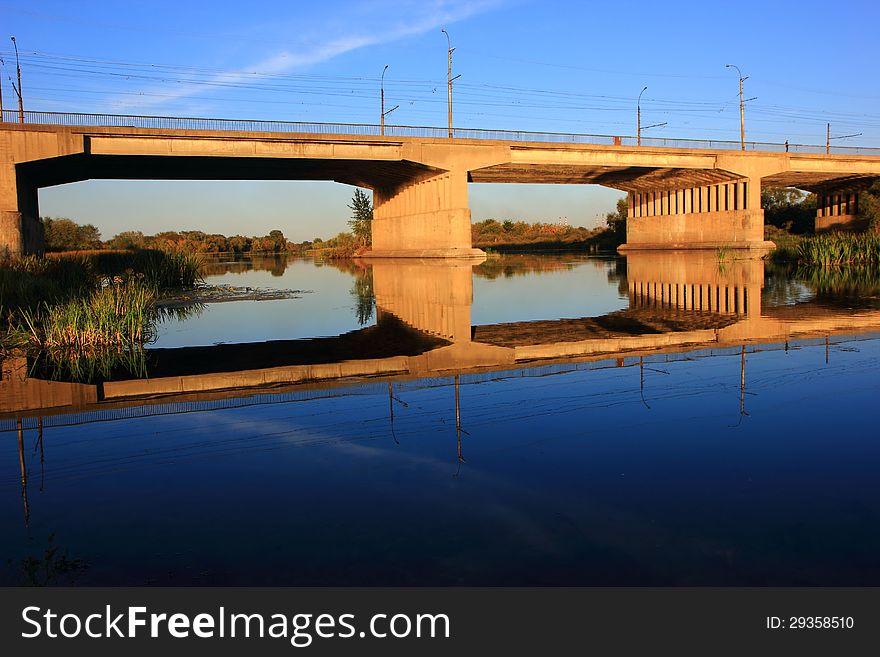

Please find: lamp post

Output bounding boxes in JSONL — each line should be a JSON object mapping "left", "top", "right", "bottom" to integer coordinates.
{"left": 441, "top": 29, "right": 460, "bottom": 139}
{"left": 637, "top": 86, "right": 647, "bottom": 146}
{"left": 11, "top": 36, "right": 23, "bottom": 123}
{"left": 380, "top": 65, "right": 398, "bottom": 136}
{"left": 381, "top": 65, "right": 387, "bottom": 135}
{"left": 725, "top": 64, "right": 749, "bottom": 151}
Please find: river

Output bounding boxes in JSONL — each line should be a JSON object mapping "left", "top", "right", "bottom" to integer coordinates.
{"left": 2, "top": 251, "right": 879, "bottom": 585}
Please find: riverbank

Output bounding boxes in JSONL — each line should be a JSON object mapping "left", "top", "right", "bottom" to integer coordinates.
{"left": 0, "top": 249, "right": 205, "bottom": 379}
{"left": 769, "top": 230, "right": 880, "bottom": 266}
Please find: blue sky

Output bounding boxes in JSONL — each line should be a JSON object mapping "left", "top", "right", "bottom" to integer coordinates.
{"left": 3, "top": 0, "right": 878, "bottom": 240}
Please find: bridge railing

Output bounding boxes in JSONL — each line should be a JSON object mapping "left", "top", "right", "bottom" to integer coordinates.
{"left": 2, "top": 109, "right": 879, "bottom": 156}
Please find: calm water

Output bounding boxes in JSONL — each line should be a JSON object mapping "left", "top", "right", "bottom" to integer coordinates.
{"left": 2, "top": 251, "right": 880, "bottom": 585}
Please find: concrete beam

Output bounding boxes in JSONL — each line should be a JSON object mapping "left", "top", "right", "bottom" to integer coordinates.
{"left": 4, "top": 121, "right": 880, "bottom": 255}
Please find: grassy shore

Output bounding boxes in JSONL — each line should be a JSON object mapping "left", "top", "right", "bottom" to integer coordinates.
{"left": 1, "top": 249, "right": 204, "bottom": 379}
{"left": 771, "top": 232, "right": 880, "bottom": 267}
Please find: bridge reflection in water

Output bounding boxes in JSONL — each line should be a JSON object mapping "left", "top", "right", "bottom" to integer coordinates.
{"left": 4, "top": 251, "right": 880, "bottom": 527}
{"left": 5, "top": 250, "right": 880, "bottom": 414}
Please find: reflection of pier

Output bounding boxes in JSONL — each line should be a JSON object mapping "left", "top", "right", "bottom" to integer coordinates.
{"left": 626, "top": 250, "right": 762, "bottom": 317}
{"left": 3, "top": 253, "right": 880, "bottom": 418}
{"left": 371, "top": 258, "right": 476, "bottom": 342}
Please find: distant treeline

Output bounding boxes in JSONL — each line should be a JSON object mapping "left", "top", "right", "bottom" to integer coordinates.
{"left": 40, "top": 215, "right": 625, "bottom": 257}
{"left": 472, "top": 218, "right": 621, "bottom": 251}
{"left": 41, "top": 218, "right": 309, "bottom": 254}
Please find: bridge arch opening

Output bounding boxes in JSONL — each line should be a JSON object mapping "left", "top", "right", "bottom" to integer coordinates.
{"left": 38, "top": 178, "right": 365, "bottom": 251}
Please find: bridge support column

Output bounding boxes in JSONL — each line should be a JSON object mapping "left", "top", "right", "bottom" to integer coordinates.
{"left": 1, "top": 163, "right": 43, "bottom": 258}
{"left": 620, "top": 179, "right": 773, "bottom": 252}
{"left": 815, "top": 188, "right": 865, "bottom": 233}
{"left": 367, "top": 171, "right": 484, "bottom": 258}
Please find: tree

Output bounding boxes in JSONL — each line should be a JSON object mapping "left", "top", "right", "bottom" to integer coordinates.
{"left": 43, "top": 217, "right": 102, "bottom": 251}
{"left": 347, "top": 188, "right": 373, "bottom": 247}
{"left": 268, "top": 229, "right": 287, "bottom": 252}
{"left": 227, "top": 235, "right": 251, "bottom": 253}
{"left": 857, "top": 180, "right": 880, "bottom": 232}
{"left": 107, "top": 231, "right": 145, "bottom": 250}
{"left": 605, "top": 197, "right": 628, "bottom": 239}
{"left": 761, "top": 187, "right": 816, "bottom": 233}
{"left": 78, "top": 224, "right": 102, "bottom": 249}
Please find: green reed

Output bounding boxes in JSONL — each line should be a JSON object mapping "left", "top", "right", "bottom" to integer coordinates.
{"left": 795, "top": 233, "right": 880, "bottom": 267}
{"left": 1, "top": 248, "right": 205, "bottom": 379}
{"left": 19, "top": 279, "right": 154, "bottom": 349}
{"left": 89, "top": 248, "right": 205, "bottom": 289}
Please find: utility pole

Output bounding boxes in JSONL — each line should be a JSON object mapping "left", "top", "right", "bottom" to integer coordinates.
{"left": 11, "top": 36, "right": 23, "bottom": 123}
{"left": 726, "top": 64, "right": 749, "bottom": 151}
{"left": 441, "top": 29, "right": 460, "bottom": 139}
{"left": 825, "top": 123, "right": 862, "bottom": 154}
{"left": 380, "top": 65, "right": 398, "bottom": 137}
{"left": 637, "top": 86, "right": 647, "bottom": 146}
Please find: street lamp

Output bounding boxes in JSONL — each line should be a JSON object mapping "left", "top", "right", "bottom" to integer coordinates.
{"left": 441, "top": 29, "right": 460, "bottom": 139}
{"left": 380, "top": 65, "right": 398, "bottom": 136}
{"left": 725, "top": 64, "right": 754, "bottom": 151}
{"left": 637, "top": 86, "right": 647, "bottom": 145}
{"left": 11, "top": 36, "right": 23, "bottom": 124}
{"left": 636, "top": 86, "right": 666, "bottom": 144}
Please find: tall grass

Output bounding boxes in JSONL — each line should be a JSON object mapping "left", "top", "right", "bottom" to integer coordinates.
{"left": 716, "top": 244, "right": 731, "bottom": 262}
{"left": 0, "top": 256, "right": 94, "bottom": 315}
{"left": 795, "top": 233, "right": 880, "bottom": 267}
{"left": 89, "top": 249, "right": 204, "bottom": 289}
{"left": 1, "top": 248, "right": 205, "bottom": 379}
{"left": 13, "top": 280, "right": 154, "bottom": 381}
{"left": 20, "top": 279, "right": 155, "bottom": 352}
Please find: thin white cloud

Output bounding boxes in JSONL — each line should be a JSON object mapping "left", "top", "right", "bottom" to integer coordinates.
{"left": 111, "top": 0, "right": 505, "bottom": 112}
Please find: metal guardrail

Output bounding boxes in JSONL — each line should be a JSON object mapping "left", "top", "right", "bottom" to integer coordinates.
{"left": 2, "top": 109, "right": 879, "bottom": 156}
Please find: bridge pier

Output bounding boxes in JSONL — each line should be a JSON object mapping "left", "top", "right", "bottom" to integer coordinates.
{"left": 1, "top": 162, "right": 44, "bottom": 258}
{"left": 619, "top": 178, "right": 772, "bottom": 251}
{"left": 815, "top": 188, "right": 865, "bottom": 233}
{"left": 367, "top": 171, "right": 485, "bottom": 258}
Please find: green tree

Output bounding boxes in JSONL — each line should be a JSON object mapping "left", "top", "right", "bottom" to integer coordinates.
{"left": 857, "top": 180, "right": 880, "bottom": 231}
{"left": 761, "top": 187, "right": 816, "bottom": 233}
{"left": 43, "top": 217, "right": 102, "bottom": 251}
{"left": 78, "top": 224, "right": 102, "bottom": 249}
{"left": 227, "top": 235, "right": 251, "bottom": 253}
{"left": 268, "top": 229, "right": 287, "bottom": 252}
{"left": 107, "top": 231, "right": 145, "bottom": 250}
{"left": 605, "top": 197, "right": 628, "bottom": 239}
{"left": 347, "top": 188, "right": 373, "bottom": 247}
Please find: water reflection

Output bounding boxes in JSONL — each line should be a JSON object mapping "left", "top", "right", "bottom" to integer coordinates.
{"left": 4, "top": 251, "right": 880, "bottom": 585}
{"left": 5, "top": 251, "right": 880, "bottom": 411}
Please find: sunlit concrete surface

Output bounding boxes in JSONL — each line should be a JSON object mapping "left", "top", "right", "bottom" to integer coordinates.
{"left": 3, "top": 122, "right": 880, "bottom": 256}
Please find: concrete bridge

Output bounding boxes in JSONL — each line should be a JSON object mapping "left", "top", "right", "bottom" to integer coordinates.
{"left": 3, "top": 111, "right": 880, "bottom": 257}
